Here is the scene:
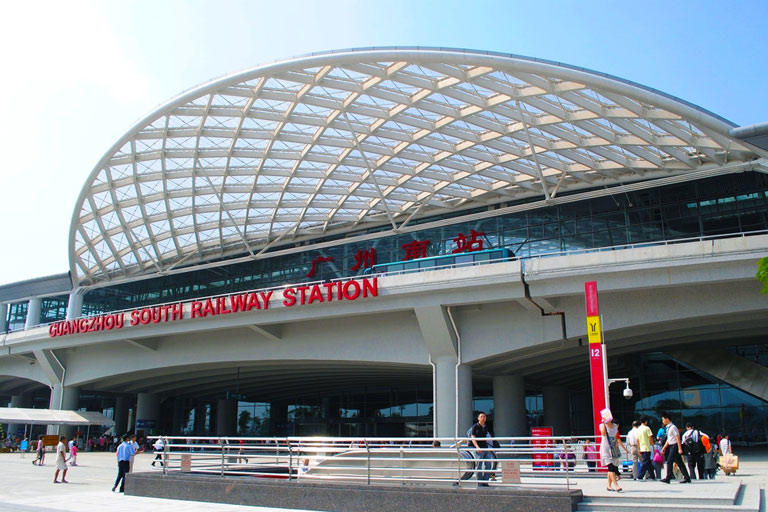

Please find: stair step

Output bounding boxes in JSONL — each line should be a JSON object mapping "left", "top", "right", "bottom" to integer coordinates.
{"left": 578, "top": 504, "right": 748, "bottom": 512}
{"left": 580, "top": 494, "right": 735, "bottom": 506}
{"left": 576, "top": 483, "right": 759, "bottom": 512}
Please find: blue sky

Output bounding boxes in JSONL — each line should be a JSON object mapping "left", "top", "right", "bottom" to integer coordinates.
{"left": 1, "top": 0, "right": 766, "bottom": 286}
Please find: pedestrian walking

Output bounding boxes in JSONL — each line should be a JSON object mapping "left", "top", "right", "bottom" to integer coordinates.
{"left": 68, "top": 442, "right": 78, "bottom": 466}
{"left": 651, "top": 440, "right": 664, "bottom": 479}
{"left": 636, "top": 416, "right": 655, "bottom": 480}
{"left": 599, "top": 410, "right": 626, "bottom": 492}
{"left": 129, "top": 434, "right": 142, "bottom": 472}
{"left": 719, "top": 433, "right": 732, "bottom": 455}
{"left": 626, "top": 420, "right": 640, "bottom": 479}
{"left": 32, "top": 436, "right": 45, "bottom": 466}
{"left": 719, "top": 433, "right": 738, "bottom": 475}
{"left": 681, "top": 423, "right": 707, "bottom": 479}
{"left": 151, "top": 437, "right": 165, "bottom": 467}
{"left": 112, "top": 435, "right": 136, "bottom": 493}
{"left": 469, "top": 412, "right": 493, "bottom": 487}
{"left": 704, "top": 440, "right": 719, "bottom": 479}
{"left": 660, "top": 412, "right": 691, "bottom": 484}
{"left": 53, "top": 436, "right": 69, "bottom": 483}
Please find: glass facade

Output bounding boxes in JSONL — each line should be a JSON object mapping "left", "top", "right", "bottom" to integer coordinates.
{"left": 81, "top": 173, "right": 768, "bottom": 315}
{"left": 6, "top": 302, "right": 28, "bottom": 332}
{"left": 40, "top": 295, "right": 69, "bottom": 325}
{"left": 41, "top": 347, "right": 767, "bottom": 442}
{"left": 598, "top": 351, "right": 768, "bottom": 446}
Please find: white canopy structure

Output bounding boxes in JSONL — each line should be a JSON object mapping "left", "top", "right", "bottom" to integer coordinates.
{"left": 0, "top": 408, "right": 114, "bottom": 426}
{"left": 69, "top": 47, "right": 768, "bottom": 286}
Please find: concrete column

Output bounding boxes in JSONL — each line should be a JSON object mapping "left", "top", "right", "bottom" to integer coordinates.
{"left": 114, "top": 396, "right": 130, "bottom": 436}
{"left": 25, "top": 298, "right": 41, "bottom": 330}
{"left": 269, "top": 402, "right": 288, "bottom": 436}
{"left": 136, "top": 392, "right": 160, "bottom": 435}
{"left": 127, "top": 408, "right": 135, "bottom": 434}
{"left": 66, "top": 292, "right": 83, "bottom": 320}
{"left": 171, "top": 399, "right": 185, "bottom": 434}
{"left": 193, "top": 403, "right": 207, "bottom": 434}
{"left": 7, "top": 394, "right": 31, "bottom": 438}
{"left": 47, "top": 385, "right": 80, "bottom": 437}
{"left": 493, "top": 375, "right": 527, "bottom": 437}
{"left": 432, "top": 356, "right": 473, "bottom": 438}
{"left": 542, "top": 385, "right": 571, "bottom": 436}
{"left": 216, "top": 399, "right": 237, "bottom": 436}
{"left": 0, "top": 303, "right": 7, "bottom": 333}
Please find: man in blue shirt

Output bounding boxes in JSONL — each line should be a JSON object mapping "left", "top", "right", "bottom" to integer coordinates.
{"left": 112, "top": 435, "right": 136, "bottom": 493}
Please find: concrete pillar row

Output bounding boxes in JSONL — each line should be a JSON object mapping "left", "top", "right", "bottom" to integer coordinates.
{"left": 25, "top": 297, "right": 41, "bottom": 330}
{"left": 135, "top": 392, "right": 161, "bottom": 436}
{"left": 493, "top": 374, "right": 527, "bottom": 437}
{"left": 216, "top": 399, "right": 237, "bottom": 436}
{"left": 542, "top": 385, "right": 571, "bottom": 436}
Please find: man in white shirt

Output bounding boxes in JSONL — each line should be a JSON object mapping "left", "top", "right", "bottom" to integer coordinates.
{"left": 128, "top": 435, "right": 142, "bottom": 472}
{"left": 681, "top": 423, "right": 707, "bottom": 479}
{"left": 53, "top": 436, "right": 69, "bottom": 484}
{"left": 626, "top": 421, "right": 640, "bottom": 480}
{"left": 151, "top": 437, "right": 165, "bottom": 467}
{"left": 660, "top": 412, "right": 691, "bottom": 484}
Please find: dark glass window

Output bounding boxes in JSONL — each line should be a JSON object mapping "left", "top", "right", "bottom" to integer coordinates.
{"left": 40, "top": 295, "right": 69, "bottom": 324}
{"left": 79, "top": 172, "right": 768, "bottom": 315}
{"left": 7, "top": 302, "right": 28, "bottom": 331}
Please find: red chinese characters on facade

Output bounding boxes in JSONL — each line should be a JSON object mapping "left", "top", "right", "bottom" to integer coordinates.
{"left": 451, "top": 230, "right": 485, "bottom": 253}
{"left": 350, "top": 248, "right": 376, "bottom": 271}
{"left": 401, "top": 240, "right": 430, "bottom": 261}
{"left": 306, "top": 255, "right": 333, "bottom": 278}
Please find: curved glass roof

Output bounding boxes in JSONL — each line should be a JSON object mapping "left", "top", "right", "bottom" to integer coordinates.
{"left": 70, "top": 47, "right": 764, "bottom": 286}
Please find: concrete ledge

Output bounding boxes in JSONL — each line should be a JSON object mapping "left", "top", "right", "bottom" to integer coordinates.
{"left": 127, "top": 472, "right": 582, "bottom": 512}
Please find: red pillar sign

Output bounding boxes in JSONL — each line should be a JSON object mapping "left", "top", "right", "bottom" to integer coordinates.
{"left": 585, "top": 281, "right": 606, "bottom": 438}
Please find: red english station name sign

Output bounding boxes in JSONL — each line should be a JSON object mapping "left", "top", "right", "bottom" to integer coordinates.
{"left": 49, "top": 277, "right": 378, "bottom": 338}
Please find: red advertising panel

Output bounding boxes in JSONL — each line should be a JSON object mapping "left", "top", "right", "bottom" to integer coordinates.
{"left": 531, "top": 426, "right": 553, "bottom": 470}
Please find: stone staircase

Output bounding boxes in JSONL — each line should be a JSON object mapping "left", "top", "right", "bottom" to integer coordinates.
{"left": 576, "top": 481, "right": 761, "bottom": 512}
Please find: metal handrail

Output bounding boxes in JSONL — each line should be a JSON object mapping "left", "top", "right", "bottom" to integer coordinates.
{"left": 147, "top": 435, "right": 625, "bottom": 490}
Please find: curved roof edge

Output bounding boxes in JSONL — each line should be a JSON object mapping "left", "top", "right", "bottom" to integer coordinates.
{"left": 67, "top": 47, "right": 764, "bottom": 286}
{"left": 173, "top": 46, "right": 741, "bottom": 127}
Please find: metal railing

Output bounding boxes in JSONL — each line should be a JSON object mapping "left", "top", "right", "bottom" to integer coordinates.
{"left": 149, "top": 435, "right": 622, "bottom": 489}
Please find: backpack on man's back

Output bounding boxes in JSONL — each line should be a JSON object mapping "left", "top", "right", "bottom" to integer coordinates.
{"left": 683, "top": 430, "right": 704, "bottom": 456}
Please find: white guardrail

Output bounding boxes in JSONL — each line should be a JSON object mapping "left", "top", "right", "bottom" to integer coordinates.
{"left": 148, "top": 436, "right": 626, "bottom": 489}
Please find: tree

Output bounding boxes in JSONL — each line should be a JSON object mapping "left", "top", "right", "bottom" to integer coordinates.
{"left": 238, "top": 410, "right": 252, "bottom": 434}
{"left": 757, "top": 257, "right": 768, "bottom": 295}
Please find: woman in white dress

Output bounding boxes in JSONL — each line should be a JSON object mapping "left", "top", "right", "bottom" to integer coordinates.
{"left": 599, "top": 416, "right": 626, "bottom": 492}
{"left": 53, "top": 436, "right": 69, "bottom": 483}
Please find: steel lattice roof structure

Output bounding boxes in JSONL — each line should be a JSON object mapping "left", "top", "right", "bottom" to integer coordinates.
{"left": 69, "top": 47, "right": 768, "bottom": 286}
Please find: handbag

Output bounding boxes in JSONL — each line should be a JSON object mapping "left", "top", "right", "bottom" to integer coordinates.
{"left": 652, "top": 446, "right": 663, "bottom": 464}
{"left": 603, "top": 426, "right": 620, "bottom": 459}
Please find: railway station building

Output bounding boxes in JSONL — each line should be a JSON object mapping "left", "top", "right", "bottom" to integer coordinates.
{"left": 1, "top": 48, "right": 767, "bottom": 444}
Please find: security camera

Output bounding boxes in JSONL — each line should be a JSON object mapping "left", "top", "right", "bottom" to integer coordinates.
{"left": 623, "top": 387, "right": 633, "bottom": 399}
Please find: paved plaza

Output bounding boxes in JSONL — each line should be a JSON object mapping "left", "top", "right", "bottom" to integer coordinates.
{"left": 1, "top": 449, "right": 765, "bottom": 511}
{"left": 0, "top": 451, "right": 312, "bottom": 512}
